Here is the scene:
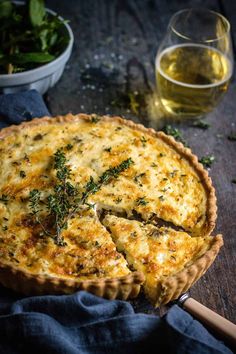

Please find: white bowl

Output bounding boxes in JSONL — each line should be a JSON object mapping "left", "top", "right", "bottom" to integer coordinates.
{"left": 0, "top": 7, "right": 74, "bottom": 95}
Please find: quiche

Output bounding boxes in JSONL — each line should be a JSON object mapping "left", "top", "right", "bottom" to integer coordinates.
{"left": 0, "top": 113, "right": 223, "bottom": 305}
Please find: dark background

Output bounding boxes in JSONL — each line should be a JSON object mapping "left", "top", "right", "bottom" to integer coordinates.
{"left": 45, "top": 0, "right": 236, "bottom": 323}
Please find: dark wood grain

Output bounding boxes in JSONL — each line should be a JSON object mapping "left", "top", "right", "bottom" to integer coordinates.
{"left": 45, "top": 0, "right": 236, "bottom": 323}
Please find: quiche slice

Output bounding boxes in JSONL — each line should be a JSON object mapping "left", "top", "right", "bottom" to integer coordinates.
{"left": 0, "top": 113, "right": 221, "bottom": 303}
{"left": 103, "top": 214, "right": 223, "bottom": 307}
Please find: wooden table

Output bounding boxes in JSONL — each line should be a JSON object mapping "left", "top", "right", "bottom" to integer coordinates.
{"left": 45, "top": 0, "right": 236, "bottom": 323}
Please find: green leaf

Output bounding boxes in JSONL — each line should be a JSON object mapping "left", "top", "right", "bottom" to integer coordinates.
{"left": 162, "top": 124, "right": 188, "bottom": 147}
{"left": 199, "top": 155, "right": 215, "bottom": 168}
{"left": 49, "top": 32, "right": 58, "bottom": 47}
{"left": 9, "top": 52, "right": 55, "bottom": 64}
{"left": 29, "top": 0, "right": 45, "bottom": 27}
{"left": 0, "top": 0, "right": 13, "bottom": 19}
{"left": 192, "top": 120, "right": 210, "bottom": 130}
{"left": 39, "top": 29, "right": 49, "bottom": 51}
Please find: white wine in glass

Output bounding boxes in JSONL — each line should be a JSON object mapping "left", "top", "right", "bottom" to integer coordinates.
{"left": 155, "top": 9, "right": 233, "bottom": 118}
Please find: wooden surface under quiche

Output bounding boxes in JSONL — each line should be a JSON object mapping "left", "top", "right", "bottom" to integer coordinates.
{"left": 0, "top": 114, "right": 222, "bottom": 305}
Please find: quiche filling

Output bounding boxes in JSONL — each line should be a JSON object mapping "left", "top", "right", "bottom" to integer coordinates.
{"left": 0, "top": 114, "right": 222, "bottom": 304}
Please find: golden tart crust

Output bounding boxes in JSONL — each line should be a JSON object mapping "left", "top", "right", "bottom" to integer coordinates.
{"left": 0, "top": 114, "right": 220, "bottom": 304}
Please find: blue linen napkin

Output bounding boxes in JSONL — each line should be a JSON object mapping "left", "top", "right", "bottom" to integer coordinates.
{"left": 0, "top": 290, "right": 232, "bottom": 354}
{"left": 0, "top": 90, "right": 233, "bottom": 354}
{"left": 0, "top": 90, "right": 50, "bottom": 128}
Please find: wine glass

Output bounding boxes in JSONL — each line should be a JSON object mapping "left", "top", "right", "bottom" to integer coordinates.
{"left": 155, "top": 8, "right": 234, "bottom": 119}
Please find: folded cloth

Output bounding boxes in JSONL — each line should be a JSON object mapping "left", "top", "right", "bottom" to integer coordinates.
{"left": 0, "top": 90, "right": 50, "bottom": 128}
{"left": 0, "top": 291, "right": 233, "bottom": 354}
{"left": 0, "top": 91, "right": 233, "bottom": 354}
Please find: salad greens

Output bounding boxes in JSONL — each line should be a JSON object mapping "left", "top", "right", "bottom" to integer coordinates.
{"left": 0, "top": 0, "right": 69, "bottom": 74}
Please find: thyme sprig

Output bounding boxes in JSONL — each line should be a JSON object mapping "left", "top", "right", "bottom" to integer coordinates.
{"left": 29, "top": 189, "right": 52, "bottom": 239}
{"left": 29, "top": 149, "right": 134, "bottom": 246}
{"left": 80, "top": 157, "right": 134, "bottom": 204}
{"left": 162, "top": 125, "right": 188, "bottom": 147}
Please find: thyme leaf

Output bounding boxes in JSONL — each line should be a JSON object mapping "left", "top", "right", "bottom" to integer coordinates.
{"left": 134, "top": 172, "right": 146, "bottom": 183}
{"left": 140, "top": 136, "right": 147, "bottom": 147}
{"left": 136, "top": 197, "right": 148, "bottom": 206}
{"left": 199, "top": 155, "right": 215, "bottom": 168}
{"left": 192, "top": 120, "right": 210, "bottom": 129}
{"left": 90, "top": 114, "right": 100, "bottom": 123}
{"left": 0, "top": 194, "right": 9, "bottom": 205}
{"left": 29, "top": 189, "right": 41, "bottom": 216}
{"left": 19, "top": 170, "right": 26, "bottom": 178}
{"left": 66, "top": 143, "right": 73, "bottom": 150}
{"left": 228, "top": 132, "right": 236, "bottom": 141}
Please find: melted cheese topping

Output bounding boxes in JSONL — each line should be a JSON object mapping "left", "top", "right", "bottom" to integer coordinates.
{"left": 103, "top": 214, "right": 215, "bottom": 304}
{"left": 0, "top": 115, "right": 209, "bottom": 281}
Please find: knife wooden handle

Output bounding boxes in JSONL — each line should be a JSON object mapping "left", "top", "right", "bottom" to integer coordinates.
{"left": 182, "top": 297, "right": 236, "bottom": 349}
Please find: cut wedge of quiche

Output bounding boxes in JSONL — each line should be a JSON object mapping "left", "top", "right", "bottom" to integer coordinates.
{"left": 103, "top": 215, "right": 222, "bottom": 307}
{"left": 0, "top": 113, "right": 223, "bottom": 305}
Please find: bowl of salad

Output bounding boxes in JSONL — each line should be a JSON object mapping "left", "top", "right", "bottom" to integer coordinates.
{"left": 0, "top": 0, "right": 74, "bottom": 94}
